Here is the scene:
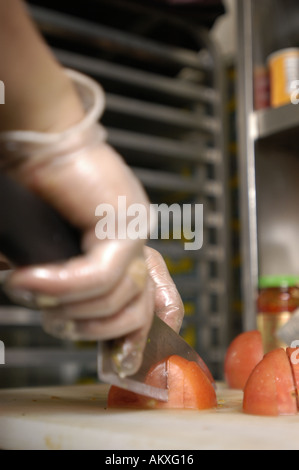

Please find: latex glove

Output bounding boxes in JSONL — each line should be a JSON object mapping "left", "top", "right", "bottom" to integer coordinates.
{"left": 96, "top": 246, "right": 185, "bottom": 376}
{"left": 0, "top": 69, "right": 184, "bottom": 375}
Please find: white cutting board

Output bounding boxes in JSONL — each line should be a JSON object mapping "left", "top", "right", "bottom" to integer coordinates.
{"left": 0, "top": 382, "right": 299, "bottom": 450}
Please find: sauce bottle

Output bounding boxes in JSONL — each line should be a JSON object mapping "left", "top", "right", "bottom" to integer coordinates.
{"left": 257, "top": 275, "right": 299, "bottom": 353}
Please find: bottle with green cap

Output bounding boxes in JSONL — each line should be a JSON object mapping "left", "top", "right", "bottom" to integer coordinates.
{"left": 257, "top": 275, "right": 299, "bottom": 353}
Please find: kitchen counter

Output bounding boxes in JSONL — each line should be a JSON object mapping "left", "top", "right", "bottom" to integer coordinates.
{"left": 0, "top": 382, "right": 298, "bottom": 450}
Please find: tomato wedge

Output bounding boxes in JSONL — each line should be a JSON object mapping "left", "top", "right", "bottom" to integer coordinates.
{"left": 243, "top": 348, "right": 298, "bottom": 416}
{"left": 224, "top": 330, "right": 264, "bottom": 390}
{"left": 107, "top": 354, "right": 217, "bottom": 410}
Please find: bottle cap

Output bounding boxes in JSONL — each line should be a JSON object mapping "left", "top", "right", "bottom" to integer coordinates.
{"left": 259, "top": 275, "right": 299, "bottom": 289}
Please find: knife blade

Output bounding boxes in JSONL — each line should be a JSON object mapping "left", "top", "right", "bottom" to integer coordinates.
{"left": 98, "top": 314, "right": 205, "bottom": 401}
{"left": 0, "top": 173, "right": 204, "bottom": 401}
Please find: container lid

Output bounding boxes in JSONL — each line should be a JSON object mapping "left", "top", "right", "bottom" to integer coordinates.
{"left": 259, "top": 275, "right": 299, "bottom": 289}
{"left": 267, "top": 48, "right": 299, "bottom": 64}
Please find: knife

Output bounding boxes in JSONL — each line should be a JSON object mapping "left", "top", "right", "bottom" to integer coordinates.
{"left": 0, "top": 173, "right": 205, "bottom": 401}
{"left": 98, "top": 315, "right": 207, "bottom": 401}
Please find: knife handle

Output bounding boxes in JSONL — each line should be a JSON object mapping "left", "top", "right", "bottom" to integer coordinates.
{"left": 0, "top": 173, "right": 82, "bottom": 265}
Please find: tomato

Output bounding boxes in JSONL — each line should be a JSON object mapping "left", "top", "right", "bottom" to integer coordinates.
{"left": 107, "top": 386, "right": 148, "bottom": 408}
{"left": 179, "top": 359, "right": 217, "bottom": 410}
{"left": 107, "top": 354, "right": 217, "bottom": 410}
{"left": 193, "top": 354, "right": 215, "bottom": 386}
{"left": 243, "top": 348, "right": 297, "bottom": 416}
{"left": 224, "top": 330, "right": 264, "bottom": 390}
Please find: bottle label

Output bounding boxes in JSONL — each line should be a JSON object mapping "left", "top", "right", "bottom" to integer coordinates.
{"left": 257, "top": 312, "right": 291, "bottom": 353}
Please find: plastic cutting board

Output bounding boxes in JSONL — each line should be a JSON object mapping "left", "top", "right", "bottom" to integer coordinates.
{"left": 0, "top": 383, "right": 299, "bottom": 450}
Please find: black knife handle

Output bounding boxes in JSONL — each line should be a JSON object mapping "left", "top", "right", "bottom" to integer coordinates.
{"left": 0, "top": 173, "right": 82, "bottom": 266}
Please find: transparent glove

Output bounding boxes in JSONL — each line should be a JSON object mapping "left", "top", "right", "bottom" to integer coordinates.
{"left": 0, "top": 69, "right": 184, "bottom": 375}
{"left": 97, "top": 246, "right": 184, "bottom": 376}
{"left": 144, "top": 247, "right": 184, "bottom": 334}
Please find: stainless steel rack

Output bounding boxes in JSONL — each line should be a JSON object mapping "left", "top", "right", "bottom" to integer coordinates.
{"left": 0, "top": 1, "right": 229, "bottom": 384}
{"left": 237, "top": 0, "right": 299, "bottom": 331}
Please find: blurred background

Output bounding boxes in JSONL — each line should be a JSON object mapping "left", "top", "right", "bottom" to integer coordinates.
{"left": 2, "top": 0, "right": 299, "bottom": 387}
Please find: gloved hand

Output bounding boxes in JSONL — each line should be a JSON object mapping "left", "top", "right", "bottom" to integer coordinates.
{"left": 0, "top": 69, "right": 184, "bottom": 375}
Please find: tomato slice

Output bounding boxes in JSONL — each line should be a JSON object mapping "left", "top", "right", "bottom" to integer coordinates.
{"left": 193, "top": 354, "right": 215, "bottom": 386}
{"left": 107, "top": 354, "right": 217, "bottom": 410}
{"left": 243, "top": 348, "right": 297, "bottom": 416}
{"left": 182, "top": 360, "right": 217, "bottom": 410}
{"left": 224, "top": 330, "right": 264, "bottom": 390}
{"left": 107, "top": 386, "right": 148, "bottom": 409}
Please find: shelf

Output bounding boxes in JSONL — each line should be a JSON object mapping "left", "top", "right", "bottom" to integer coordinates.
{"left": 237, "top": 0, "right": 299, "bottom": 331}
{"left": 30, "top": 5, "right": 213, "bottom": 73}
{"left": 148, "top": 240, "right": 225, "bottom": 261}
{"left": 133, "top": 167, "right": 223, "bottom": 196}
{"left": 251, "top": 103, "right": 299, "bottom": 140}
{"left": 106, "top": 94, "right": 219, "bottom": 134}
{"left": 55, "top": 49, "right": 217, "bottom": 105}
{"left": 107, "top": 128, "right": 221, "bottom": 164}
{"left": 5, "top": 348, "right": 97, "bottom": 368}
{"left": 0, "top": 307, "right": 41, "bottom": 326}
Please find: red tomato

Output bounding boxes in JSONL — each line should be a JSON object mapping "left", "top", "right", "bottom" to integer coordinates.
{"left": 193, "top": 354, "right": 215, "bottom": 386}
{"left": 224, "top": 330, "right": 264, "bottom": 390}
{"left": 107, "top": 354, "right": 217, "bottom": 410}
{"left": 107, "top": 386, "right": 147, "bottom": 408}
{"left": 243, "top": 348, "right": 297, "bottom": 416}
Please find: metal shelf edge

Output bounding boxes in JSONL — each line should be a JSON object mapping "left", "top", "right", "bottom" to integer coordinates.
{"left": 253, "top": 103, "right": 299, "bottom": 140}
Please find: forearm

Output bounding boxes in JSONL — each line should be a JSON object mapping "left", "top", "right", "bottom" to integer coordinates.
{"left": 0, "top": 0, "right": 84, "bottom": 133}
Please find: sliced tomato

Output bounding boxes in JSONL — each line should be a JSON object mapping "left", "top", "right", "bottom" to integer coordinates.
{"left": 243, "top": 348, "right": 297, "bottom": 416}
{"left": 181, "top": 359, "right": 217, "bottom": 410}
{"left": 107, "top": 354, "right": 217, "bottom": 410}
{"left": 107, "top": 386, "right": 148, "bottom": 408}
{"left": 224, "top": 330, "right": 264, "bottom": 390}
{"left": 193, "top": 354, "right": 215, "bottom": 386}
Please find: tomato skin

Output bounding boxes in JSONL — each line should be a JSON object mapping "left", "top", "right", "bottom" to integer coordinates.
{"left": 224, "top": 331, "right": 264, "bottom": 390}
{"left": 181, "top": 360, "right": 217, "bottom": 410}
{"left": 243, "top": 348, "right": 298, "bottom": 416}
{"left": 193, "top": 354, "right": 215, "bottom": 386}
{"left": 107, "top": 386, "right": 150, "bottom": 409}
{"left": 152, "top": 356, "right": 217, "bottom": 410}
{"left": 107, "top": 354, "right": 216, "bottom": 410}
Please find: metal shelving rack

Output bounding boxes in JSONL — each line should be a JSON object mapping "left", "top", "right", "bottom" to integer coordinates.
{"left": 0, "top": 0, "right": 229, "bottom": 384}
{"left": 237, "top": 0, "right": 299, "bottom": 331}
